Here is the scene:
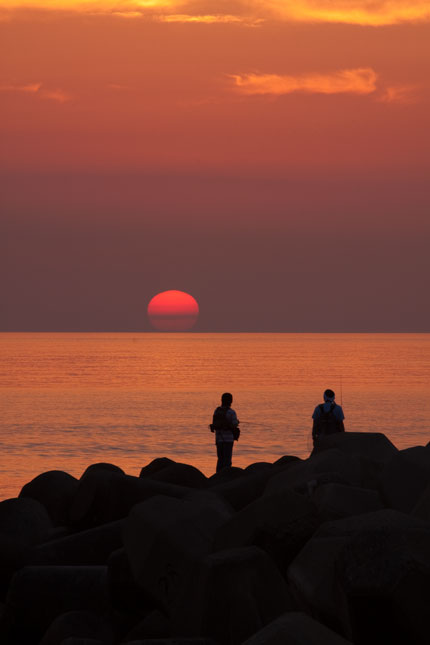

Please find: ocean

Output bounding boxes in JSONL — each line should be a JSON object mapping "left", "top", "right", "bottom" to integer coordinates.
{"left": 1, "top": 333, "right": 429, "bottom": 499}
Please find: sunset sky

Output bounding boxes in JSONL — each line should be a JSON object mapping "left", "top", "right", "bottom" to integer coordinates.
{"left": 2, "top": 1, "right": 429, "bottom": 331}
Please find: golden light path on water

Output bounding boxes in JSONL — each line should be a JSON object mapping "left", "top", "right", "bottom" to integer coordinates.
{"left": 1, "top": 333, "right": 429, "bottom": 499}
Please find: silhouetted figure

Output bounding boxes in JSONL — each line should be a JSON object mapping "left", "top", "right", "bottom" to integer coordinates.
{"left": 312, "top": 388, "right": 345, "bottom": 445}
{"left": 210, "top": 392, "right": 240, "bottom": 472}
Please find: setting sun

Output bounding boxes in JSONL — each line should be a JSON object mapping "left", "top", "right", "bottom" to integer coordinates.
{"left": 147, "top": 290, "right": 199, "bottom": 331}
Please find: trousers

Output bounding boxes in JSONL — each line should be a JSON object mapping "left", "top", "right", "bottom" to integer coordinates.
{"left": 216, "top": 441, "right": 233, "bottom": 472}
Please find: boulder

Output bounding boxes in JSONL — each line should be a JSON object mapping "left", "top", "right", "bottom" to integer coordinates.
{"left": 0, "top": 497, "right": 54, "bottom": 547}
{"left": 244, "top": 462, "right": 274, "bottom": 474}
{"left": 205, "top": 467, "right": 244, "bottom": 487}
{"left": 70, "top": 471, "right": 190, "bottom": 529}
{"left": 312, "top": 432, "right": 397, "bottom": 464}
{"left": 312, "top": 483, "right": 384, "bottom": 522}
{"left": 26, "top": 520, "right": 123, "bottom": 566}
{"left": 3, "top": 565, "right": 110, "bottom": 643}
{"left": 19, "top": 471, "right": 79, "bottom": 526}
{"left": 120, "top": 610, "right": 171, "bottom": 642}
{"left": 147, "top": 463, "right": 207, "bottom": 489}
{"left": 124, "top": 641, "right": 215, "bottom": 645}
{"left": 139, "top": 458, "right": 176, "bottom": 478}
{"left": 61, "top": 636, "right": 105, "bottom": 645}
{"left": 412, "top": 481, "right": 430, "bottom": 521}
{"left": 265, "top": 449, "right": 363, "bottom": 496}
{"left": 40, "top": 611, "right": 114, "bottom": 645}
{"left": 287, "top": 510, "right": 430, "bottom": 642}
{"left": 209, "top": 469, "right": 278, "bottom": 510}
{"left": 170, "top": 546, "right": 291, "bottom": 644}
{"left": 242, "top": 611, "right": 352, "bottom": 645}
{"left": 82, "top": 463, "right": 125, "bottom": 477}
{"left": 213, "top": 487, "right": 318, "bottom": 575}
{"left": 0, "top": 497, "right": 55, "bottom": 599}
{"left": 273, "top": 455, "right": 302, "bottom": 467}
{"left": 107, "top": 548, "right": 150, "bottom": 615}
{"left": 379, "top": 446, "right": 430, "bottom": 512}
{"left": 122, "top": 494, "right": 230, "bottom": 612}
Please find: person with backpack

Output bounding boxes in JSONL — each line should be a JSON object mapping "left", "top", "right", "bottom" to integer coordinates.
{"left": 312, "top": 388, "right": 345, "bottom": 445}
{"left": 210, "top": 392, "right": 240, "bottom": 472}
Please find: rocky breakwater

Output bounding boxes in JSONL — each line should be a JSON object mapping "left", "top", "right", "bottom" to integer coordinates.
{"left": 1, "top": 433, "right": 430, "bottom": 645}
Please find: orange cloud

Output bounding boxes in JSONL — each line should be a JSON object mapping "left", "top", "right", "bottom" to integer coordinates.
{"left": 231, "top": 68, "right": 378, "bottom": 96}
{"left": 0, "top": 82, "right": 71, "bottom": 102}
{"left": 2, "top": 1, "right": 429, "bottom": 26}
{"left": 377, "top": 84, "right": 418, "bottom": 104}
{"left": 264, "top": 1, "right": 430, "bottom": 26}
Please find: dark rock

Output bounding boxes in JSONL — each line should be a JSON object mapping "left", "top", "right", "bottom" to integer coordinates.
{"left": 209, "top": 469, "right": 277, "bottom": 510}
{"left": 0, "top": 497, "right": 55, "bottom": 600}
{"left": 3, "top": 565, "right": 110, "bottom": 643}
{"left": 147, "top": 463, "right": 207, "bottom": 489}
{"left": 312, "top": 483, "right": 384, "bottom": 522}
{"left": 287, "top": 510, "right": 430, "bottom": 643}
{"left": 61, "top": 636, "right": 105, "bottom": 645}
{"left": 122, "top": 494, "right": 230, "bottom": 611}
{"left": 40, "top": 611, "right": 114, "bottom": 645}
{"left": 380, "top": 446, "right": 430, "bottom": 512}
{"left": 412, "top": 481, "right": 430, "bottom": 521}
{"left": 213, "top": 487, "right": 318, "bottom": 575}
{"left": 19, "top": 471, "right": 79, "bottom": 526}
{"left": 205, "top": 467, "right": 244, "bottom": 487}
{"left": 123, "top": 641, "right": 215, "bottom": 645}
{"left": 244, "top": 462, "right": 273, "bottom": 474}
{"left": 242, "top": 611, "right": 353, "bottom": 645}
{"left": 107, "top": 548, "right": 150, "bottom": 616}
{"left": 139, "top": 458, "right": 176, "bottom": 478}
{"left": 70, "top": 471, "right": 190, "bottom": 529}
{"left": 273, "top": 455, "right": 301, "bottom": 468}
{"left": 121, "top": 610, "right": 171, "bottom": 642}
{"left": 170, "top": 546, "right": 291, "bottom": 644}
{"left": 265, "top": 449, "right": 362, "bottom": 495}
{"left": 0, "top": 497, "right": 54, "bottom": 547}
{"left": 82, "top": 463, "right": 125, "bottom": 477}
{"left": 26, "top": 520, "right": 123, "bottom": 566}
{"left": 312, "top": 432, "right": 398, "bottom": 464}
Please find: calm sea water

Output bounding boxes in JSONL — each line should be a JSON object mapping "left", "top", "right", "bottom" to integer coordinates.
{"left": 1, "top": 333, "right": 429, "bottom": 500}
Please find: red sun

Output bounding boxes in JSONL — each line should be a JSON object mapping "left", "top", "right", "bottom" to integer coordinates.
{"left": 147, "top": 290, "right": 199, "bottom": 331}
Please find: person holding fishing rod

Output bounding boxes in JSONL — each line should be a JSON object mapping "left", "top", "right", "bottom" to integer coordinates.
{"left": 210, "top": 392, "right": 240, "bottom": 472}
{"left": 312, "top": 388, "right": 345, "bottom": 446}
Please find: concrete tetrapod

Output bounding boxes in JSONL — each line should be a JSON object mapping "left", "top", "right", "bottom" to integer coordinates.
{"left": 122, "top": 494, "right": 231, "bottom": 612}
{"left": 169, "top": 546, "right": 291, "bottom": 645}
{"left": 312, "top": 483, "right": 383, "bottom": 522}
{"left": 379, "top": 445, "right": 430, "bottom": 512}
{"left": 287, "top": 509, "right": 430, "bottom": 644}
{"left": 70, "top": 470, "right": 191, "bottom": 529}
{"left": 2, "top": 565, "right": 110, "bottom": 644}
{"left": 40, "top": 610, "right": 114, "bottom": 645}
{"left": 311, "top": 432, "right": 398, "bottom": 464}
{"left": 19, "top": 470, "right": 79, "bottom": 526}
{"left": 213, "top": 487, "right": 318, "bottom": 575}
{"left": 0, "top": 497, "right": 56, "bottom": 599}
{"left": 242, "top": 611, "right": 353, "bottom": 645}
{"left": 26, "top": 520, "right": 123, "bottom": 566}
{"left": 265, "top": 449, "right": 363, "bottom": 496}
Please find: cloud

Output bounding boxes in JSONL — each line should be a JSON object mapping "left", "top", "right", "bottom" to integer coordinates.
{"left": 1, "top": 1, "right": 430, "bottom": 26}
{"left": 0, "top": 82, "right": 42, "bottom": 93}
{"left": 0, "top": 82, "right": 71, "bottom": 102}
{"left": 155, "top": 14, "right": 259, "bottom": 24}
{"left": 231, "top": 68, "right": 379, "bottom": 96}
{"left": 263, "top": 1, "right": 430, "bottom": 26}
{"left": 377, "top": 84, "right": 418, "bottom": 104}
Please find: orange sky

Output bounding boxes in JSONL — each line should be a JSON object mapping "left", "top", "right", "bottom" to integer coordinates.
{"left": 1, "top": 2, "right": 430, "bottom": 330}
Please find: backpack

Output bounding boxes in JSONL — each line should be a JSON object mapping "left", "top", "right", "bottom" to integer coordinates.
{"left": 210, "top": 406, "right": 240, "bottom": 441}
{"left": 314, "top": 403, "right": 342, "bottom": 436}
